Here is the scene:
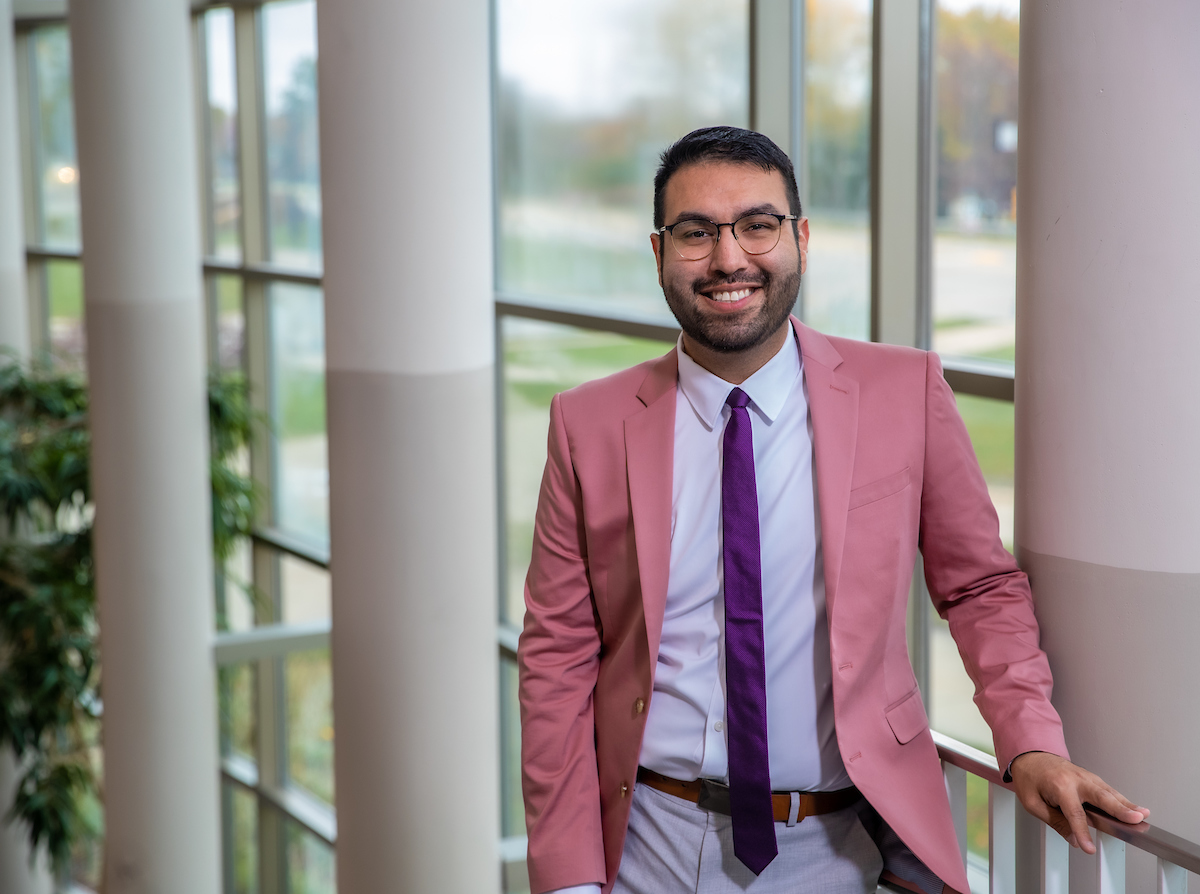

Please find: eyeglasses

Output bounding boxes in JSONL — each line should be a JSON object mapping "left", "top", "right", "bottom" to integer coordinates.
{"left": 656, "top": 213, "right": 798, "bottom": 261}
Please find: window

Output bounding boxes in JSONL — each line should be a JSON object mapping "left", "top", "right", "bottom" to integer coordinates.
{"left": 932, "top": 0, "right": 1019, "bottom": 367}
{"left": 196, "top": 4, "right": 335, "bottom": 892}
{"left": 803, "top": 0, "right": 873, "bottom": 340}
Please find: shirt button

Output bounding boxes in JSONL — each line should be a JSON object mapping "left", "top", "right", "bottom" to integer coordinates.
{"left": 621, "top": 783, "right": 629, "bottom": 797}
{"left": 714, "top": 721, "right": 724, "bottom": 732}
{"left": 634, "top": 697, "right": 645, "bottom": 714}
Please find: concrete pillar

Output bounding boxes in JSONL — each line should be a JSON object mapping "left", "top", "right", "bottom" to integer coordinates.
{"left": 1015, "top": 2, "right": 1200, "bottom": 890}
{"left": 316, "top": 2, "right": 499, "bottom": 891}
{"left": 68, "top": 0, "right": 220, "bottom": 891}
{"left": 0, "top": 0, "right": 29, "bottom": 357}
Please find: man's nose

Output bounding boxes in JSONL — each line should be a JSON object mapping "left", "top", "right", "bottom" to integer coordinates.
{"left": 709, "top": 222, "right": 749, "bottom": 271}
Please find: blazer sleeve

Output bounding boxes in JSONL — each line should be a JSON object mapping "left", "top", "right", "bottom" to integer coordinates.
{"left": 518, "top": 392, "right": 607, "bottom": 893}
{"left": 917, "top": 351, "right": 1070, "bottom": 770}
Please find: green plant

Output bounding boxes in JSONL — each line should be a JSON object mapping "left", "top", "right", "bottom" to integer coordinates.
{"left": 0, "top": 362, "right": 257, "bottom": 874}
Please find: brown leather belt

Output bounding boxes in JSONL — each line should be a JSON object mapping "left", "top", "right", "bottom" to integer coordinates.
{"left": 636, "top": 767, "right": 861, "bottom": 824}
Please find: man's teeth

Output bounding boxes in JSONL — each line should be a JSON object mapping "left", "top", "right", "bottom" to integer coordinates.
{"left": 709, "top": 288, "right": 754, "bottom": 302}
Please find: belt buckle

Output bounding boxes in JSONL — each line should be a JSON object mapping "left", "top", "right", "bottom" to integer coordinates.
{"left": 696, "top": 778, "right": 732, "bottom": 816}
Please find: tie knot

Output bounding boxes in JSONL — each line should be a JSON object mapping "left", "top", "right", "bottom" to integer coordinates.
{"left": 726, "top": 387, "right": 751, "bottom": 411}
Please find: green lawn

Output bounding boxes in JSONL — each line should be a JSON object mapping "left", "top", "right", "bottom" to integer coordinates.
{"left": 47, "top": 258, "right": 84, "bottom": 320}
{"left": 954, "top": 393, "right": 1014, "bottom": 483}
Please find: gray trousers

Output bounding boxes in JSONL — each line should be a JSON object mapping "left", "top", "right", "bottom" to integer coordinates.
{"left": 612, "top": 782, "right": 885, "bottom": 894}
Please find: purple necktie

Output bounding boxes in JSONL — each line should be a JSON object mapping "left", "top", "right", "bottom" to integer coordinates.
{"left": 722, "top": 387, "right": 777, "bottom": 874}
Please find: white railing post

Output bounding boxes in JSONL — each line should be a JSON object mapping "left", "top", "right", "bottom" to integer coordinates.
{"left": 1017, "top": 801, "right": 1069, "bottom": 894}
{"left": 944, "top": 762, "right": 968, "bottom": 869}
{"left": 1097, "top": 832, "right": 1126, "bottom": 894}
{"left": 1157, "top": 859, "right": 1187, "bottom": 894}
{"left": 989, "top": 782, "right": 1017, "bottom": 894}
{"left": 1041, "top": 821, "right": 1070, "bottom": 894}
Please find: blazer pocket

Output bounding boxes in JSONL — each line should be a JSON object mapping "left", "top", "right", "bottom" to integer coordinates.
{"left": 848, "top": 466, "right": 911, "bottom": 511}
{"left": 884, "top": 686, "right": 929, "bottom": 745}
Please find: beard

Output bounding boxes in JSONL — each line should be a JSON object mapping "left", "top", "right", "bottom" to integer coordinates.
{"left": 662, "top": 263, "right": 801, "bottom": 354}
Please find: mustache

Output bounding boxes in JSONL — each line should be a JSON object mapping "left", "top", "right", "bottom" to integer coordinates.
{"left": 691, "top": 271, "right": 768, "bottom": 292}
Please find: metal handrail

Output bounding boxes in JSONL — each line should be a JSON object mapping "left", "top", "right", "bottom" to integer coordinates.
{"left": 251, "top": 526, "right": 330, "bottom": 568}
{"left": 934, "top": 732, "right": 1200, "bottom": 875}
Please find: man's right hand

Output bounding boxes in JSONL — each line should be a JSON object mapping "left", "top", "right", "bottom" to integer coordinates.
{"left": 1010, "top": 751, "right": 1150, "bottom": 854}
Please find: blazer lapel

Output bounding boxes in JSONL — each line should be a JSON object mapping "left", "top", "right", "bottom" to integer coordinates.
{"left": 796, "top": 319, "right": 858, "bottom": 615}
{"left": 624, "top": 350, "right": 678, "bottom": 665}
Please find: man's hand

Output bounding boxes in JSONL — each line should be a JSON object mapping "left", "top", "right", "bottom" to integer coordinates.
{"left": 1010, "top": 751, "right": 1150, "bottom": 854}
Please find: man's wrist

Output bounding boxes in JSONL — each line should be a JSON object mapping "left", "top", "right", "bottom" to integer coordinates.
{"left": 1005, "top": 749, "right": 1047, "bottom": 782}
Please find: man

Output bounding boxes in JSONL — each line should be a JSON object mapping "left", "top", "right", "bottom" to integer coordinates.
{"left": 517, "top": 126, "right": 1146, "bottom": 894}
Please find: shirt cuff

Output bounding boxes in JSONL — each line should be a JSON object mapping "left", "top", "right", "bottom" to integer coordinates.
{"left": 543, "top": 886, "right": 603, "bottom": 894}
{"left": 1004, "top": 750, "right": 1044, "bottom": 783}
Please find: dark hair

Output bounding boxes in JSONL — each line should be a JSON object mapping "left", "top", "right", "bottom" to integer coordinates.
{"left": 653, "top": 126, "right": 801, "bottom": 229}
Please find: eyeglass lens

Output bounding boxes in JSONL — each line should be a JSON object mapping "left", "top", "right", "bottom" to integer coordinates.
{"left": 669, "top": 214, "right": 784, "bottom": 260}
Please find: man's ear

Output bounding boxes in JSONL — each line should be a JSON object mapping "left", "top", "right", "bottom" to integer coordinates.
{"left": 795, "top": 217, "right": 810, "bottom": 275}
{"left": 650, "top": 233, "right": 664, "bottom": 287}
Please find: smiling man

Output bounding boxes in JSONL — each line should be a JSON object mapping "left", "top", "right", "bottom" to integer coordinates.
{"left": 517, "top": 126, "right": 1146, "bottom": 894}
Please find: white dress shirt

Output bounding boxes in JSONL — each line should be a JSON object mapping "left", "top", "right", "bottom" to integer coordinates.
{"left": 548, "top": 326, "right": 849, "bottom": 894}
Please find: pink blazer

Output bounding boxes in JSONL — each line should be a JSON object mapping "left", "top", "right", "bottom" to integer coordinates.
{"left": 518, "top": 320, "right": 1068, "bottom": 894}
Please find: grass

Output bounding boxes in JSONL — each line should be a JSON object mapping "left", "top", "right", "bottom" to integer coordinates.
{"left": 500, "top": 235, "right": 663, "bottom": 316}
{"left": 215, "top": 274, "right": 243, "bottom": 315}
{"left": 979, "top": 343, "right": 1015, "bottom": 363}
{"left": 287, "top": 648, "right": 334, "bottom": 805}
{"left": 967, "top": 772, "right": 990, "bottom": 858}
{"left": 279, "top": 368, "right": 327, "bottom": 439}
{"left": 47, "top": 258, "right": 84, "bottom": 320}
{"left": 954, "top": 393, "right": 1014, "bottom": 483}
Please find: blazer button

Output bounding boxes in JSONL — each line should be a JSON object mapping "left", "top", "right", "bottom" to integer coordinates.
{"left": 634, "top": 697, "right": 645, "bottom": 714}
{"left": 621, "top": 782, "right": 629, "bottom": 797}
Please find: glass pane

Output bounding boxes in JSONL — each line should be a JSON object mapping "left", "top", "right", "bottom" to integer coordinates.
{"left": 46, "top": 258, "right": 85, "bottom": 371}
{"left": 928, "top": 392, "right": 1012, "bottom": 756}
{"left": 281, "top": 553, "right": 330, "bottom": 624}
{"left": 955, "top": 392, "right": 1013, "bottom": 551}
{"left": 502, "top": 317, "right": 670, "bottom": 623}
{"left": 31, "top": 26, "right": 80, "bottom": 249}
{"left": 225, "top": 783, "right": 259, "bottom": 894}
{"left": 499, "top": 657, "right": 524, "bottom": 837}
{"left": 211, "top": 273, "right": 246, "bottom": 371}
{"left": 965, "top": 771, "right": 989, "bottom": 872}
{"left": 219, "top": 663, "right": 257, "bottom": 760}
{"left": 286, "top": 648, "right": 333, "bottom": 804}
{"left": 269, "top": 282, "right": 328, "bottom": 551}
{"left": 286, "top": 822, "right": 336, "bottom": 894}
{"left": 263, "top": 0, "right": 322, "bottom": 270}
{"left": 496, "top": 0, "right": 749, "bottom": 319}
{"left": 205, "top": 8, "right": 241, "bottom": 260}
{"left": 932, "top": 1, "right": 1019, "bottom": 365}
{"left": 218, "top": 535, "right": 256, "bottom": 633}
{"left": 803, "top": 0, "right": 873, "bottom": 341}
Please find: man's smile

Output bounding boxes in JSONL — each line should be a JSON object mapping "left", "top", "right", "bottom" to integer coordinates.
{"left": 705, "top": 287, "right": 758, "bottom": 304}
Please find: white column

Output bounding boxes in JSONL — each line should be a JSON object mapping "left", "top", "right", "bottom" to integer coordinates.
{"left": 0, "top": 0, "right": 29, "bottom": 356}
{"left": 1015, "top": 3, "right": 1200, "bottom": 891}
{"left": 316, "top": 2, "right": 498, "bottom": 892}
{"left": 68, "top": 1, "right": 220, "bottom": 892}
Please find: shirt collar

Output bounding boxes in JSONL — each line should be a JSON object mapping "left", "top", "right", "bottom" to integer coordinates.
{"left": 676, "top": 322, "right": 803, "bottom": 430}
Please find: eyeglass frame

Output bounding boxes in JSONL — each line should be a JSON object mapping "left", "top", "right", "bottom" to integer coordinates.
{"left": 655, "top": 212, "right": 800, "bottom": 260}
